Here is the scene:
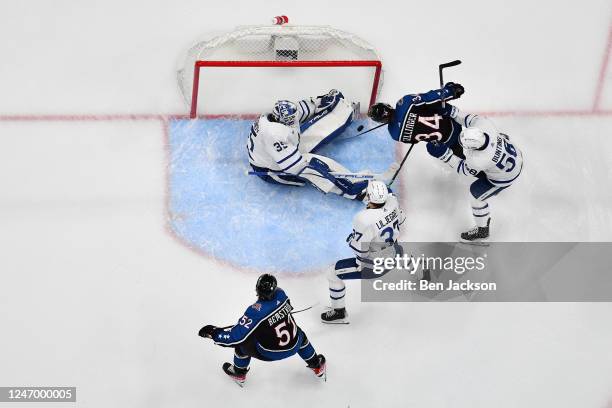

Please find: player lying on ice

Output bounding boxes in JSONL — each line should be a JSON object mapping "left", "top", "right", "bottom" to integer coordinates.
{"left": 248, "top": 89, "right": 399, "bottom": 200}
{"left": 198, "top": 274, "right": 326, "bottom": 386}
{"left": 368, "top": 83, "right": 523, "bottom": 243}
{"left": 322, "top": 180, "right": 406, "bottom": 324}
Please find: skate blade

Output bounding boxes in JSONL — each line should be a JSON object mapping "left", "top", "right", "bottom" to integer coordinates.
{"left": 321, "top": 319, "right": 349, "bottom": 325}
{"left": 459, "top": 239, "right": 490, "bottom": 247}
{"left": 231, "top": 378, "right": 245, "bottom": 388}
{"left": 311, "top": 365, "right": 327, "bottom": 381}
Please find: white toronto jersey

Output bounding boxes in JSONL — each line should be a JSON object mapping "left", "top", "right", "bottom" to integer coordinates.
{"left": 347, "top": 195, "right": 405, "bottom": 257}
{"left": 453, "top": 109, "right": 524, "bottom": 186}
{"left": 247, "top": 114, "right": 307, "bottom": 175}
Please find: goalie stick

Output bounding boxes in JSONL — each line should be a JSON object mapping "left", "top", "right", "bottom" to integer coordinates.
{"left": 248, "top": 170, "right": 381, "bottom": 180}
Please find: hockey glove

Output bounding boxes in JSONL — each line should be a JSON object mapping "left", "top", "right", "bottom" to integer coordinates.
{"left": 426, "top": 142, "right": 449, "bottom": 158}
{"left": 436, "top": 103, "right": 456, "bottom": 117}
{"left": 318, "top": 89, "right": 344, "bottom": 111}
{"left": 198, "top": 325, "right": 219, "bottom": 339}
{"left": 443, "top": 82, "right": 465, "bottom": 100}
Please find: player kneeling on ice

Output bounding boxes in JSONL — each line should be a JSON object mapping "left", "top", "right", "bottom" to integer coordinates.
{"left": 368, "top": 83, "right": 523, "bottom": 242}
{"left": 198, "top": 274, "right": 326, "bottom": 386}
{"left": 248, "top": 89, "right": 399, "bottom": 200}
{"left": 322, "top": 180, "right": 405, "bottom": 324}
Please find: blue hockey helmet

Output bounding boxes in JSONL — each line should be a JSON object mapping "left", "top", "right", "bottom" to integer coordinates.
{"left": 272, "top": 100, "right": 298, "bottom": 126}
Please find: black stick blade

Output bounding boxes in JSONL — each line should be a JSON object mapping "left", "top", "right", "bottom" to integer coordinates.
{"left": 439, "top": 60, "right": 462, "bottom": 69}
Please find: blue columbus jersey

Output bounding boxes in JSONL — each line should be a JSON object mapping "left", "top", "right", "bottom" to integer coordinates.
{"left": 213, "top": 288, "right": 301, "bottom": 353}
{"left": 387, "top": 88, "right": 461, "bottom": 144}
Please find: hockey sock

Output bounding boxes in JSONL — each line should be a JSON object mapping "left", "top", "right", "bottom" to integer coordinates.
{"left": 471, "top": 199, "right": 490, "bottom": 227}
{"left": 233, "top": 349, "right": 251, "bottom": 370}
{"left": 327, "top": 269, "right": 346, "bottom": 309}
{"left": 298, "top": 334, "right": 317, "bottom": 363}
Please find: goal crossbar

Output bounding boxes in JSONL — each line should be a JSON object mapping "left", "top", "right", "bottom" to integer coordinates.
{"left": 190, "top": 59, "right": 383, "bottom": 118}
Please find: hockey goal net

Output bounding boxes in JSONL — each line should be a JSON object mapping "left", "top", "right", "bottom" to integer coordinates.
{"left": 177, "top": 23, "right": 383, "bottom": 118}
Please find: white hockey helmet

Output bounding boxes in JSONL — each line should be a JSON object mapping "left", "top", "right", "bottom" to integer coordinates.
{"left": 459, "top": 127, "right": 488, "bottom": 150}
{"left": 272, "top": 100, "right": 298, "bottom": 126}
{"left": 366, "top": 180, "right": 389, "bottom": 205}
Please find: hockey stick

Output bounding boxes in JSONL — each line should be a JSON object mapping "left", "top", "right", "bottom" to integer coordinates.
{"left": 387, "top": 60, "right": 462, "bottom": 186}
{"left": 439, "top": 60, "right": 462, "bottom": 107}
{"left": 348, "top": 122, "right": 386, "bottom": 138}
{"left": 248, "top": 170, "right": 379, "bottom": 180}
{"left": 388, "top": 143, "right": 415, "bottom": 185}
{"left": 217, "top": 303, "right": 319, "bottom": 330}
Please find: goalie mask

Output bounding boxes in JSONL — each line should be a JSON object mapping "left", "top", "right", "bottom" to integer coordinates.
{"left": 460, "top": 127, "right": 488, "bottom": 150}
{"left": 272, "top": 100, "right": 298, "bottom": 126}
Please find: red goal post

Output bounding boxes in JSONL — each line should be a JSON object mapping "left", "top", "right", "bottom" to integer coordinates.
{"left": 178, "top": 24, "right": 384, "bottom": 118}
{"left": 189, "top": 60, "right": 382, "bottom": 118}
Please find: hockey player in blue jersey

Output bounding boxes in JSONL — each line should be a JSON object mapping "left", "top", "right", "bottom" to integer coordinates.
{"left": 368, "top": 83, "right": 523, "bottom": 242}
{"left": 198, "top": 274, "right": 326, "bottom": 386}
{"left": 248, "top": 89, "right": 399, "bottom": 200}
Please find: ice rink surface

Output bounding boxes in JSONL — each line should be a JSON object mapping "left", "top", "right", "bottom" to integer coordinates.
{"left": 1, "top": 1, "right": 612, "bottom": 407}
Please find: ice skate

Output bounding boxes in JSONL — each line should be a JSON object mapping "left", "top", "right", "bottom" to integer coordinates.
{"left": 306, "top": 354, "right": 327, "bottom": 381}
{"left": 460, "top": 218, "right": 490, "bottom": 245}
{"left": 321, "top": 307, "right": 349, "bottom": 324}
{"left": 222, "top": 362, "right": 248, "bottom": 387}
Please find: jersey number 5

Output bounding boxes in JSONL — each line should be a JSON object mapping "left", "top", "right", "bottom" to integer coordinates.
{"left": 495, "top": 139, "right": 518, "bottom": 172}
{"left": 414, "top": 115, "right": 444, "bottom": 142}
{"left": 274, "top": 314, "right": 297, "bottom": 347}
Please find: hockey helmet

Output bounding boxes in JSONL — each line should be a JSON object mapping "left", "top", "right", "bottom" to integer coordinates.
{"left": 460, "top": 127, "right": 488, "bottom": 150}
{"left": 272, "top": 100, "right": 298, "bottom": 126}
{"left": 366, "top": 180, "right": 389, "bottom": 205}
{"left": 367, "top": 103, "right": 395, "bottom": 124}
{"left": 256, "top": 273, "right": 278, "bottom": 300}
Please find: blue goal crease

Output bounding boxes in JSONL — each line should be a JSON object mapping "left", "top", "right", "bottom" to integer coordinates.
{"left": 167, "top": 118, "right": 396, "bottom": 274}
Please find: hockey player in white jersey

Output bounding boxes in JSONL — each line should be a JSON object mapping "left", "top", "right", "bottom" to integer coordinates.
{"left": 248, "top": 89, "right": 399, "bottom": 200}
{"left": 427, "top": 104, "right": 524, "bottom": 242}
{"left": 322, "top": 180, "right": 405, "bottom": 323}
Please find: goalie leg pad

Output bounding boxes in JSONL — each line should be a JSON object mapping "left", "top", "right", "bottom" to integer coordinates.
{"left": 250, "top": 164, "right": 305, "bottom": 186}
{"left": 300, "top": 98, "right": 354, "bottom": 153}
{"left": 303, "top": 156, "right": 367, "bottom": 198}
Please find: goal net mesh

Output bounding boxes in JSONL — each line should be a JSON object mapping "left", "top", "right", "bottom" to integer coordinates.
{"left": 177, "top": 24, "right": 384, "bottom": 116}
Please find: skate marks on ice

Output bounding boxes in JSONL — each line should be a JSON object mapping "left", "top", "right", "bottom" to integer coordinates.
{"left": 166, "top": 118, "right": 395, "bottom": 273}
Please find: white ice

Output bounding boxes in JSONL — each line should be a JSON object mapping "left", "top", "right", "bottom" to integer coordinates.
{"left": 1, "top": 1, "right": 612, "bottom": 407}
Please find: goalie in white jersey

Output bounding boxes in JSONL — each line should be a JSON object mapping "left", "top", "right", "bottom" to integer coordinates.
{"left": 248, "top": 90, "right": 398, "bottom": 200}
{"left": 428, "top": 105, "right": 524, "bottom": 242}
{"left": 322, "top": 180, "right": 405, "bottom": 324}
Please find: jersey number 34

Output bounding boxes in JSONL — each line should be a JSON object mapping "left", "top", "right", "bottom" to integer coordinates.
{"left": 414, "top": 115, "right": 444, "bottom": 142}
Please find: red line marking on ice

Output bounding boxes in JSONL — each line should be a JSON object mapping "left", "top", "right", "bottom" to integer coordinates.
{"left": 0, "top": 109, "right": 611, "bottom": 124}
{"left": 0, "top": 107, "right": 610, "bottom": 274}
{"left": 593, "top": 23, "right": 612, "bottom": 112}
